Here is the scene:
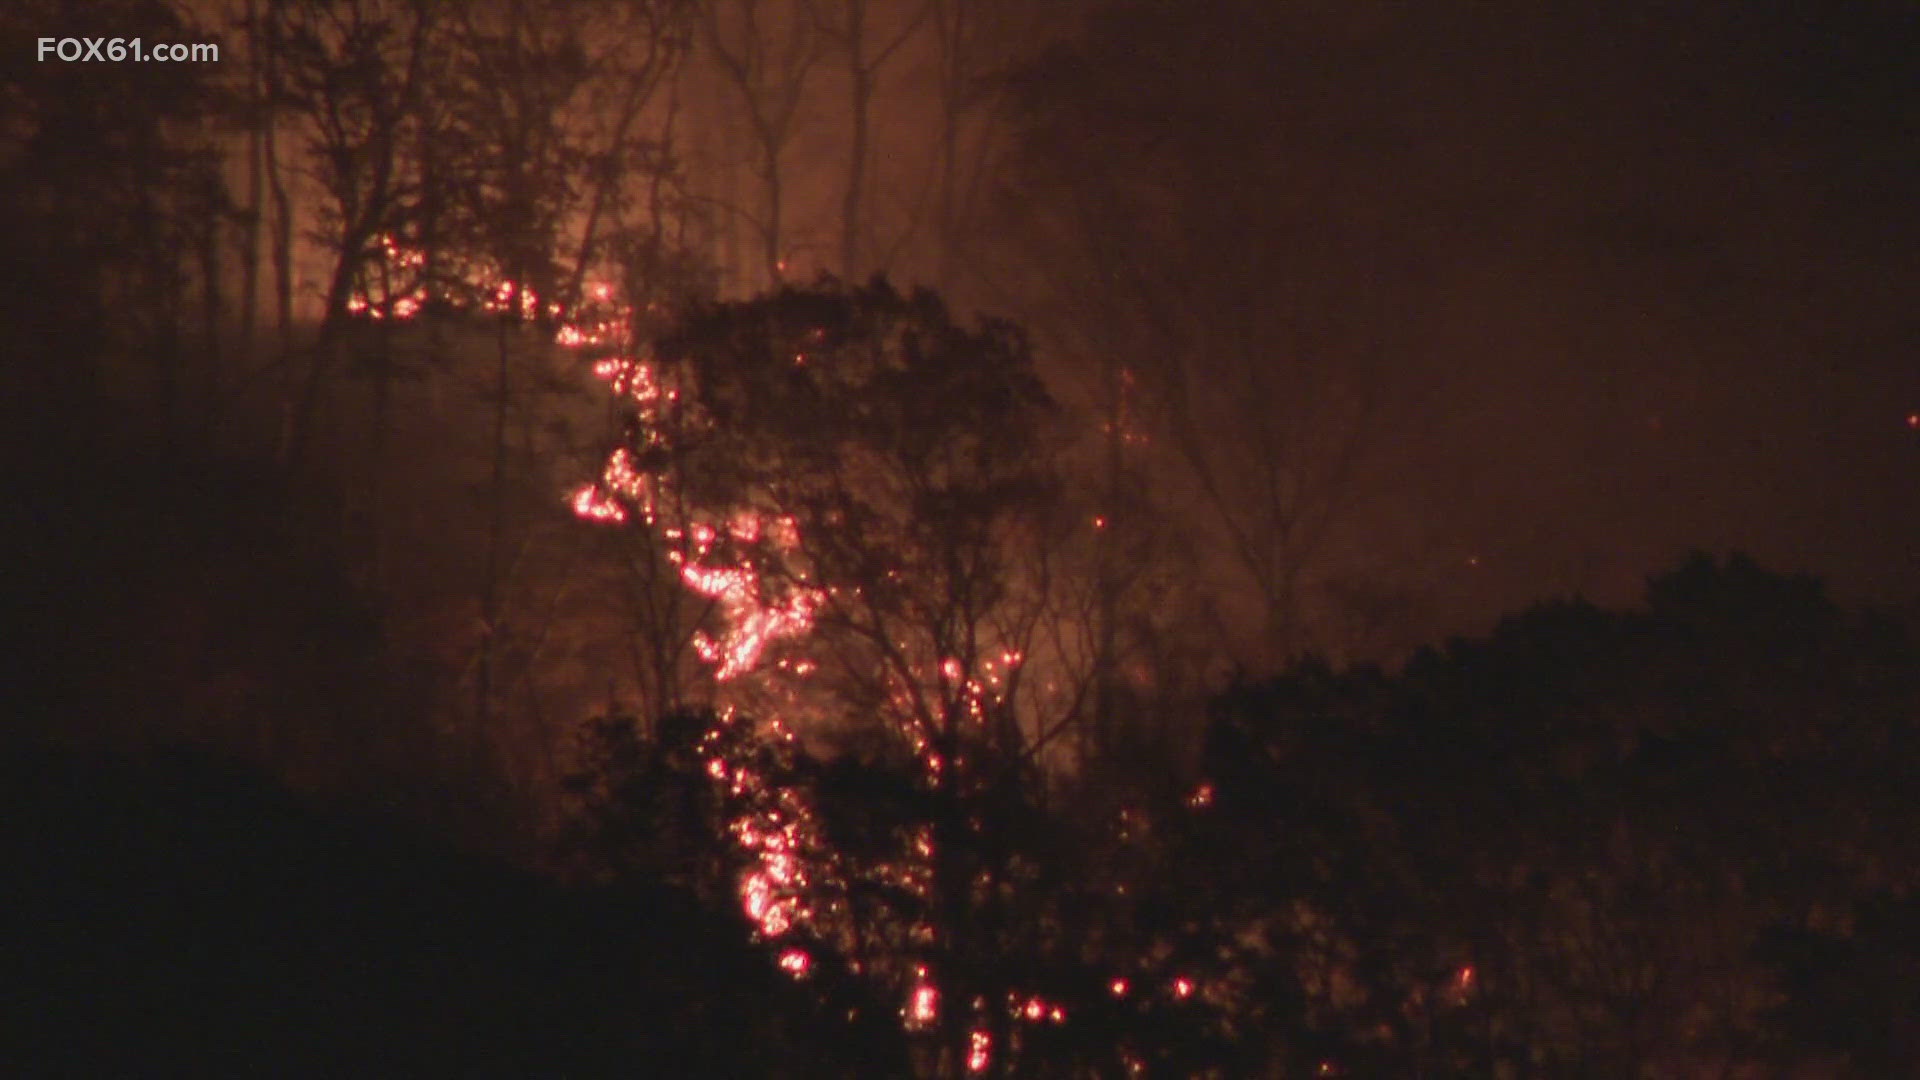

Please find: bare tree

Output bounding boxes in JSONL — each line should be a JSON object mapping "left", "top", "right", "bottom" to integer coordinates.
{"left": 695, "top": 0, "right": 820, "bottom": 286}
{"left": 231, "top": 0, "right": 299, "bottom": 358}
{"left": 238, "top": 0, "right": 267, "bottom": 360}
{"left": 559, "top": 0, "right": 692, "bottom": 311}
{"left": 272, "top": 0, "right": 444, "bottom": 475}
{"left": 920, "top": 0, "right": 1062, "bottom": 294}
{"left": 431, "top": 0, "right": 696, "bottom": 800}
{"left": 998, "top": 4, "right": 1410, "bottom": 668}
{"left": 807, "top": 0, "right": 927, "bottom": 279}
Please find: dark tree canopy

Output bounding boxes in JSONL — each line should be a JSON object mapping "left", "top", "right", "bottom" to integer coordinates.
{"left": 1188, "top": 554, "right": 1920, "bottom": 1075}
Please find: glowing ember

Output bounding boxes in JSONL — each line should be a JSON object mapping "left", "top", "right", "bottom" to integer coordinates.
{"left": 1110, "top": 977, "right": 1129, "bottom": 997}
{"left": 968, "top": 1029, "right": 991, "bottom": 1073}
{"left": 562, "top": 278, "right": 1094, "bottom": 1063}
{"left": 909, "top": 977, "right": 939, "bottom": 1027}
{"left": 728, "top": 511, "right": 762, "bottom": 543}
{"left": 1172, "top": 976, "right": 1194, "bottom": 999}
{"left": 570, "top": 484, "right": 627, "bottom": 523}
{"left": 744, "top": 872, "right": 772, "bottom": 922}
{"left": 778, "top": 948, "right": 812, "bottom": 977}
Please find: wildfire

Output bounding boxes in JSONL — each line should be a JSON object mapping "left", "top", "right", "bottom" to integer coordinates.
{"left": 680, "top": 559, "right": 820, "bottom": 682}
{"left": 558, "top": 276, "right": 1115, "bottom": 1070}
{"left": 338, "top": 237, "right": 651, "bottom": 336}
{"left": 698, "top": 709, "right": 830, "bottom": 945}
{"left": 578, "top": 381, "right": 826, "bottom": 946}
{"left": 1449, "top": 963, "right": 1476, "bottom": 1005}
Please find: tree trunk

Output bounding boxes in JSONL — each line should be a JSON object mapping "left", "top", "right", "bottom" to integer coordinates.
{"left": 478, "top": 318, "right": 515, "bottom": 734}
{"left": 264, "top": 0, "right": 293, "bottom": 354}
{"left": 839, "top": 0, "right": 868, "bottom": 279}
{"left": 763, "top": 141, "right": 784, "bottom": 284}
{"left": 240, "top": 0, "right": 264, "bottom": 360}
{"left": 199, "top": 172, "right": 223, "bottom": 434}
{"left": 933, "top": 0, "right": 966, "bottom": 291}
{"left": 281, "top": 233, "right": 363, "bottom": 476}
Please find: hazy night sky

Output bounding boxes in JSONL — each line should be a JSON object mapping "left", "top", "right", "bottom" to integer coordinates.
{"left": 1431, "top": 3, "right": 1915, "bottom": 605}
{"left": 1099, "top": 1, "right": 1920, "bottom": 629}
{"left": 159, "top": 0, "right": 1918, "bottom": 632}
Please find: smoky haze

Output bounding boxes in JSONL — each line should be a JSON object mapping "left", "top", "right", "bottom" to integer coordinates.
{"left": 120, "top": 0, "right": 1920, "bottom": 664}
{"left": 987, "top": 0, "right": 1920, "bottom": 657}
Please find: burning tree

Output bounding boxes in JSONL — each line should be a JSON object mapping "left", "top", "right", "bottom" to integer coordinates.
{"left": 571, "top": 278, "right": 1163, "bottom": 1074}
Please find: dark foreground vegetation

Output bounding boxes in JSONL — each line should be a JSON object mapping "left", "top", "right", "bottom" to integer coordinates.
{"left": 0, "top": 740, "right": 906, "bottom": 1076}
{"left": 1191, "top": 556, "right": 1920, "bottom": 1074}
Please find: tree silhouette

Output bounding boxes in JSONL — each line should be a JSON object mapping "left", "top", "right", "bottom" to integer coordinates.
{"left": 1190, "top": 553, "right": 1920, "bottom": 1075}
